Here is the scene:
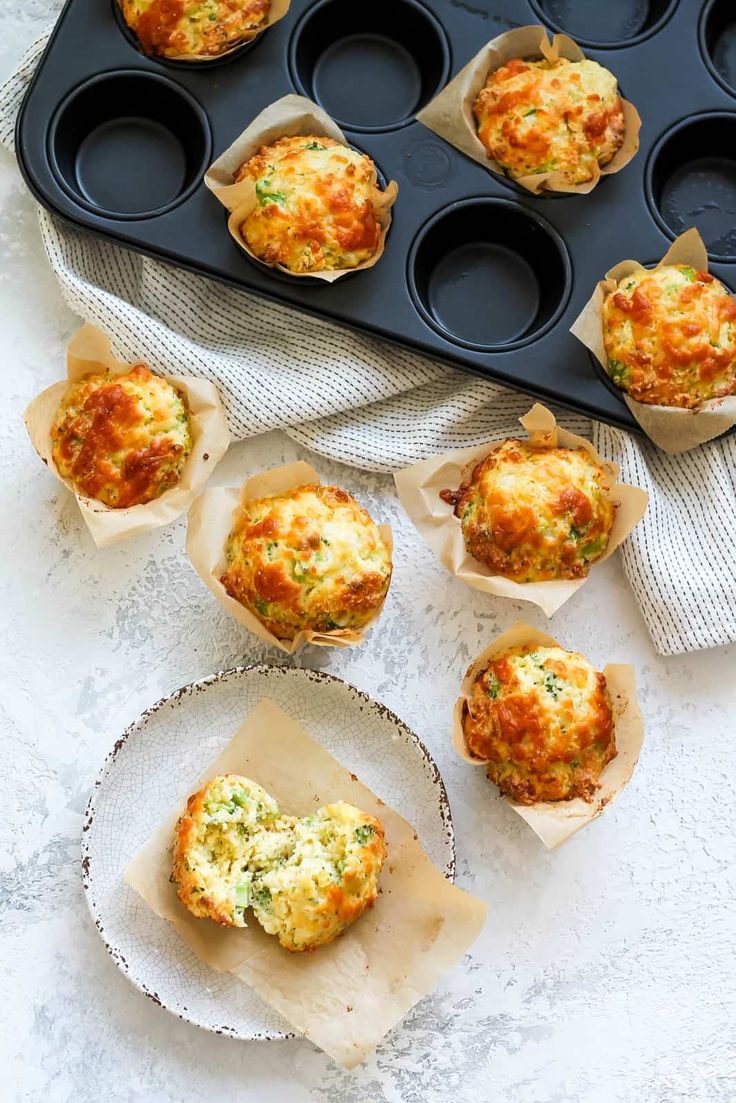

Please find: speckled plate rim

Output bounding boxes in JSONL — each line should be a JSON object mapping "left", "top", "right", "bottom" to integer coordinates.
{"left": 81, "top": 665, "right": 456, "bottom": 1042}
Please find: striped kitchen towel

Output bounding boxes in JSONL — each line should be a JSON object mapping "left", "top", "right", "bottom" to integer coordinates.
{"left": 2, "top": 31, "right": 735, "bottom": 655}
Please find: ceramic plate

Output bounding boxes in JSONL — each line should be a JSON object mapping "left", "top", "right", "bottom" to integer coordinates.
{"left": 81, "top": 666, "right": 455, "bottom": 1041}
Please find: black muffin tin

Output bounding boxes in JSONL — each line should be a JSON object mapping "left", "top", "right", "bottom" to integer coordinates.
{"left": 16, "top": 0, "right": 736, "bottom": 431}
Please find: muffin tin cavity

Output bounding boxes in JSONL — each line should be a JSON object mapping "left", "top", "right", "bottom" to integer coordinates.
{"left": 48, "top": 71, "right": 212, "bottom": 220}
{"left": 528, "top": 0, "right": 678, "bottom": 48}
{"left": 408, "top": 199, "right": 571, "bottom": 352}
{"left": 700, "top": 0, "right": 736, "bottom": 97}
{"left": 288, "top": 0, "right": 450, "bottom": 132}
{"left": 111, "top": 0, "right": 262, "bottom": 68}
{"left": 646, "top": 114, "right": 736, "bottom": 261}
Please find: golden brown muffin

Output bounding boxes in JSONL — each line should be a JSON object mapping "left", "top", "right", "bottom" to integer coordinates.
{"left": 462, "top": 645, "right": 616, "bottom": 804}
{"left": 233, "top": 135, "right": 386, "bottom": 273}
{"left": 440, "top": 439, "right": 616, "bottom": 583}
{"left": 172, "top": 775, "right": 387, "bottom": 950}
{"left": 50, "top": 364, "right": 192, "bottom": 508}
{"left": 120, "top": 0, "right": 270, "bottom": 59}
{"left": 252, "top": 802, "right": 387, "bottom": 952}
{"left": 221, "top": 483, "right": 392, "bottom": 638}
{"left": 602, "top": 264, "right": 736, "bottom": 408}
{"left": 172, "top": 774, "right": 287, "bottom": 927}
{"left": 473, "top": 56, "right": 625, "bottom": 186}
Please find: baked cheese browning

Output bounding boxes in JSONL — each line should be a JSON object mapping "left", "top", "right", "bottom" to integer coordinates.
{"left": 221, "top": 483, "right": 392, "bottom": 638}
{"left": 233, "top": 135, "right": 385, "bottom": 273}
{"left": 251, "top": 802, "right": 387, "bottom": 952}
{"left": 602, "top": 264, "right": 736, "bottom": 408}
{"left": 462, "top": 645, "right": 616, "bottom": 804}
{"left": 172, "top": 774, "right": 290, "bottom": 927}
{"left": 50, "top": 365, "right": 192, "bottom": 508}
{"left": 172, "top": 777, "right": 387, "bottom": 949}
{"left": 119, "top": 0, "right": 270, "bottom": 58}
{"left": 440, "top": 439, "right": 616, "bottom": 583}
{"left": 473, "top": 56, "right": 625, "bottom": 186}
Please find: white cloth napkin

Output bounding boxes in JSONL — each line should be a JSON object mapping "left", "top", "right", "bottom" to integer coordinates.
{"left": 3, "top": 32, "right": 735, "bottom": 656}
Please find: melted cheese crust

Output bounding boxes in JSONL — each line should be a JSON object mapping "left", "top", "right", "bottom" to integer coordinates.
{"left": 253, "top": 802, "right": 387, "bottom": 952}
{"left": 602, "top": 264, "right": 736, "bottom": 408}
{"left": 233, "top": 136, "right": 384, "bottom": 273}
{"left": 120, "top": 0, "right": 270, "bottom": 58}
{"left": 441, "top": 439, "right": 616, "bottom": 582}
{"left": 221, "top": 483, "right": 392, "bottom": 639}
{"left": 463, "top": 645, "right": 616, "bottom": 804}
{"left": 172, "top": 776, "right": 386, "bottom": 950}
{"left": 51, "top": 365, "right": 192, "bottom": 508}
{"left": 473, "top": 57, "right": 625, "bottom": 185}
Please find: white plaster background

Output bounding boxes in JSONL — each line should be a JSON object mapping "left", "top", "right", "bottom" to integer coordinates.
{"left": 1, "top": 7, "right": 734, "bottom": 1101}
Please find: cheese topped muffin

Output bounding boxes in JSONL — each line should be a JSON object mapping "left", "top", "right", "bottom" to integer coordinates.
{"left": 233, "top": 135, "right": 387, "bottom": 273}
{"left": 602, "top": 264, "right": 736, "bottom": 408}
{"left": 172, "top": 774, "right": 290, "bottom": 927}
{"left": 221, "top": 483, "right": 392, "bottom": 638}
{"left": 172, "top": 775, "right": 387, "bottom": 950}
{"left": 462, "top": 645, "right": 616, "bottom": 804}
{"left": 120, "top": 0, "right": 270, "bottom": 59}
{"left": 251, "top": 802, "right": 387, "bottom": 952}
{"left": 440, "top": 439, "right": 616, "bottom": 582}
{"left": 51, "top": 365, "right": 192, "bottom": 508}
{"left": 473, "top": 56, "right": 625, "bottom": 186}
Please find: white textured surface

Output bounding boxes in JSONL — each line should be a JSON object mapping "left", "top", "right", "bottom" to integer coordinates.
{"left": 1, "top": 8, "right": 736, "bottom": 1102}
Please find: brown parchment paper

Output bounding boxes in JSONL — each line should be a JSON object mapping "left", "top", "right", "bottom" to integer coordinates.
{"left": 205, "top": 93, "right": 398, "bottom": 282}
{"left": 416, "top": 25, "right": 640, "bottom": 195}
{"left": 570, "top": 228, "right": 736, "bottom": 453}
{"left": 117, "top": 0, "right": 291, "bottom": 62}
{"left": 186, "top": 460, "right": 393, "bottom": 653}
{"left": 24, "top": 325, "right": 230, "bottom": 548}
{"left": 125, "top": 697, "right": 488, "bottom": 1067}
{"left": 393, "top": 403, "right": 648, "bottom": 618}
{"left": 451, "top": 622, "right": 645, "bottom": 849}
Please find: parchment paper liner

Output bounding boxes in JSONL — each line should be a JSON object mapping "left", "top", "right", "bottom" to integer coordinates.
{"left": 571, "top": 227, "right": 736, "bottom": 453}
{"left": 394, "top": 403, "right": 648, "bottom": 617}
{"left": 416, "top": 25, "right": 640, "bottom": 195}
{"left": 125, "top": 696, "right": 488, "bottom": 1067}
{"left": 186, "top": 460, "right": 393, "bottom": 653}
{"left": 117, "top": 0, "right": 291, "bottom": 62}
{"left": 24, "top": 325, "right": 231, "bottom": 548}
{"left": 205, "top": 93, "right": 398, "bottom": 282}
{"left": 452, "top": 622, "right": 644, "bottom": 849}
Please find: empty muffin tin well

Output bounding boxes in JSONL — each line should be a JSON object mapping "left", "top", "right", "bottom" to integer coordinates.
{"left": 700, "top": 0, "right": 736, "bottom": 97}
{"left": 48, "top": 71, "right": 211, "bottom": 219}
{"left": 528, "top": 0, "right": 679, "bottom": 48}
{"left": 408, "top": 199, "right": 571, "bottom": 352}
{"left": 646, "top": 113, "right": 736, "bottom": 261}
{"left": 288, "top": 0, "right": 450, "bottom": 132}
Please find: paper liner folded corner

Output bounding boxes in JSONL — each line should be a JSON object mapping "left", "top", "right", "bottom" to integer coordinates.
{"left": 124, "top": 696, "right": 489, "bottom": 1068}
{"left": 571, "top": 227, "right": 736, "bottom": 453}
{"left": 416, "top": 25, "right": 640, "bottom": 195}
{"left": 24, "top": 324, "right": 231, "bottom": 548}
{"left": 451, "top": 621, "right": 645, "bottom": 849}
{"left": 393, "top": 402, "right": 648, "bottom": 617}
{"left": 186, "top": 460, "right": 393, "bottom": 654}
{"left": 205, "top": 93, "right": 398, "bottom": 283}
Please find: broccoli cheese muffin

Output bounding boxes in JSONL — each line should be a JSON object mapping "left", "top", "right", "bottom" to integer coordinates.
{"left": 172, "top": 776, "right": 387, "bottom": 949}
{"left": 172, "top": 774, "right": 290, "bottom": 927}
{"left": 221, "top": 483, "right": 392, "bottom": 638}
{"left": 119, "top": 0, "right": 270, "bottom": 59}
{"left": 50, "top": 365, "right": 192, "bottom": 508}
{"left": 462, "top": 645, "right": 616, "bottom": 804}
{"left": 233, "top": 135, "right": 387, "bottom": 273}
{"left": 473, "top": 56, "right": 625, "bottom": 187}
{"left": 440, "top": 439, "right": 616, "bottom": 582}
{"left": 602, "top": 264, "right": 736, "bottom": 409}
{"left": 251, "top": 802, "right": 387, "bottom": 952}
